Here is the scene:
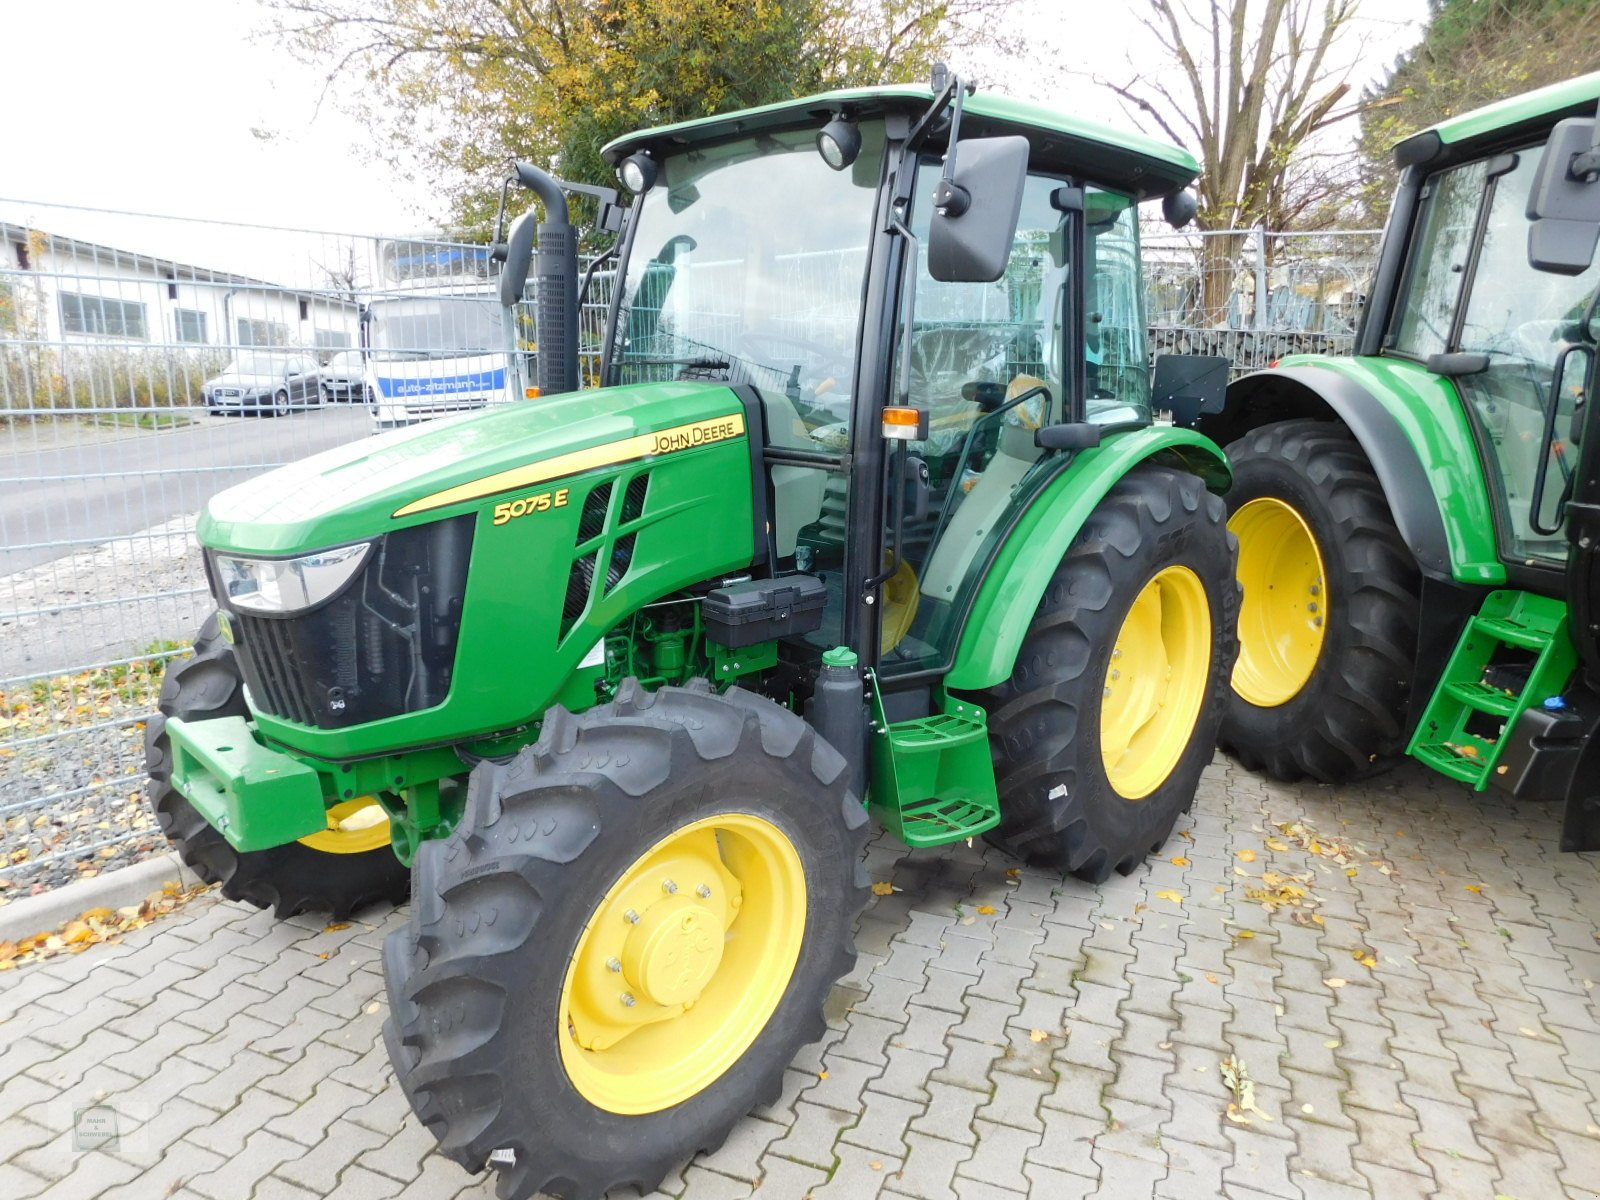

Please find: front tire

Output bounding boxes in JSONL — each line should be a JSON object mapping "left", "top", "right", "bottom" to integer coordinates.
{"left": 270, "top": 389, "right": 290, "bottom": 418}
{"left": 980, "top": 465, "right": 1239, "bottom": 881}
{"left": 145, "top": 614, "right": 411, "bottom": 919}
{"left": 383, "top": 681, "right": 868, "bottom": 1200}
{"left": 1219, "top": 419, "right": 1420, "bottom": 782}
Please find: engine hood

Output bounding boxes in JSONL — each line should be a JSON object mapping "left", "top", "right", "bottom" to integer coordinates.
{"left": 200, "top": 380, "right": 748, "bottom": 555}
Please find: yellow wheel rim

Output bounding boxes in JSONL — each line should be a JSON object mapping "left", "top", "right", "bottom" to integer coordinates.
{"left": 558, "top": 812, "right": 807, "bottom": 1115}
{"left": 1100, "top": 565, "right": 1213, "bottom": 800}
{"left": 297, "top": 797, "right": 392, "bottom": 855}
{"left": 1229, "top": 497, "right": 1328, "bottom": 708}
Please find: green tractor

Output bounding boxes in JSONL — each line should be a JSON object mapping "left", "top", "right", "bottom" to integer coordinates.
{"left": 1183, "top": 71, "right": 1600, "bottom": 849}
{"left": 147, "top": 73, "right": 1240, "bottom": 1197}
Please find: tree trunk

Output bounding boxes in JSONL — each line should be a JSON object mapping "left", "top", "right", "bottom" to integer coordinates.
{"left": 1197, "top": 231, "right": 1244, "bottom": 328}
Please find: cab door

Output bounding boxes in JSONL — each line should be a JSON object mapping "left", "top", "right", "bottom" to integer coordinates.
{"left": 1449, "top": 149, "right": 1600, "bottom": 570}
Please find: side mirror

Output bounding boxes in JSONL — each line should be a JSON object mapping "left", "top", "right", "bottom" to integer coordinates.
{"left": 1151, "top": 353, "right": 1230, "bottom": 426}
{"left": 927, "top": 135, "right": 1030, "bottom": 283}
{"left": 1162, "top": 189, "right": 1198, "bottom": 229}
{"left": 1527, "top": 117, "right": 1600, "bottom": 275}
{"left": 500, "top": 208, "right": 538, "bottom": 307}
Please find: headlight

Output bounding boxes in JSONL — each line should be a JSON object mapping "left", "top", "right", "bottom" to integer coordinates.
{"left": 215, "top": 542, "right": 372, "bottom": 614}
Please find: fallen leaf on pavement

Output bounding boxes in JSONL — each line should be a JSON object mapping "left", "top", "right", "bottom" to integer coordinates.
{"left": 1465, "top": 885, "right": 1483, "bottom": 894}
{"left": 1236, "top": 849, "right": 1258, "bottom": 863}
{"left": 1154, "top": 889, "right": 1184, "bottom": 904}
{"left": 1170, "top": 856, "right": 1191, "bottom": 867}
{"left": 1324, "top": 978, "right": 1347, "bottom": 989}
{"left": 870, "top": 881, "right": 895, "bottom": 896}
{"left": 323, "top": 922, "right": 351, "bottom": 933}
{"left": 1220, "top": 1056, "right": 1273, "bottom": 1124}
{"left": 975, "top": 905, "right": 997, "bottom": 916}
{"left": 1029, "top": 1029, "right": 1049, "bottom": 1043}
{"left": 1265, "top": 838, "right": 1289, "bottom": 852}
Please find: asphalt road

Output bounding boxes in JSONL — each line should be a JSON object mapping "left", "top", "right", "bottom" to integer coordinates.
{"left": 0, "top": 404, "right": 373, "bottom": 576}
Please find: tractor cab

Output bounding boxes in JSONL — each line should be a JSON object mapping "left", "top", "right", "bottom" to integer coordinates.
{"left": 588, "top": 81, "right": 1201, "bottom": 679}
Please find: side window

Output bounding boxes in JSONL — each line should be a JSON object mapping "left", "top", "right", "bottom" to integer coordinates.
{"left": 1454, "top": 149, "right": 1600, "bottom": 562}
{"left": 1085, "top": 191, "right": 1148, "bottom": 423}
{"left": 1389, "top": 161, "right": 1488, "bottom": 358}
{"left": 878, "top": 170, "right": 1073, "bottom": 674}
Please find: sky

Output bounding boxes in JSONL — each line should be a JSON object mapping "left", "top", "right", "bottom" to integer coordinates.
{"left": 0, "top": 0, "right": 1431, "bottom": 282}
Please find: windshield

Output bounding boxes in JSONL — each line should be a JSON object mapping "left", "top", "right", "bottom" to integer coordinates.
{"left": 612, "top": 123, "right": 884, "bottom": 435}
{"left": 368, "top": 296, "right": 501, "bottom": 360}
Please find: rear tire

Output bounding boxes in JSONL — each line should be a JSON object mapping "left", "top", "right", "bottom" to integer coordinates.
{"left": 979, "top": 465, "right": 1239, "bottom": 881}
{"left": 383, "top": 680, "right": 868, "bottom": 1200}
{"left": 145, "top": 614, "right": 411, "bottom": 919}
{"left": 1219, "top": 420, "right": 1420, "bottom": 782}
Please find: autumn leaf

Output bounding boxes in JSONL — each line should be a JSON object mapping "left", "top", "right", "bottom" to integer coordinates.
{"left": 1352, "top": 949, "right": 1378, "bottom": 969}
{"left": 869, "top": 1161, "right": 883, "bottom": 1171}
{"left": 1236, "top": 849, "right": 1258, "bottom": 863}
{"left": 975, "top": 905, "right": 997, "bottom": 916}
{"left": 1154, "top": 889, "right": 1184, "bottom": 904}
{"left": 323, "top": 922, "right": 351, "bottom": 933}
{"left": 1170, "top": 856, "right": 1191, "bottom": 867}
{"left": 1005, "top": 868, "right": 1021, "bottom": 878}
{"left": 1265, "top": 838, "right": 1289, "bottom": 852}
{"left": 1236, "top": 930, "right": 1256, "bottom": 939}
{"left": 1029, "top": 1029, "right": 1049, "bottom": 1043}
{"left": 870, "top": 881, "right": 895, "bottom": 896}
{"left": 1464, "top": 885, "right": 1483, "bottom": 894}
{"left": 1220, "top": 1056, "right": 1273, "bottom": 1124}
{"left": 0, "top": 941, "right": 17, "bottom": 963}
{"left": 1323, "top": 978, "right": 1348, "bottom": 988}
{"left": 819, "top": 1070, "right": 830, "bottom": 1079}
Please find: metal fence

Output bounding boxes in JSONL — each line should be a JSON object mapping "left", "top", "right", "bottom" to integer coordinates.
{"left": 0, "top": 203, "right": 1379, "bottom": 891}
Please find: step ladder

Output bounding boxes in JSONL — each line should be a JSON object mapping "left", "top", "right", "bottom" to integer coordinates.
{"left": 868, "top": 683, "right": 1000, "bottom": 848}
{"left": 1408, "top": 590, "right": 1577, "bottom": 790}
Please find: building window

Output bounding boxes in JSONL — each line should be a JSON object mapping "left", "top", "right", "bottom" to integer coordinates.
{"left": 175, "top": 309, "right": 208, "bottom": 344}
{"left": 13, "top": 242, "right": 28, "bottom": 270}
{"left": 313, "top": 329, "right": 351, "bottom": 351}
{"left": 59, "top": 292, "right": 148, "bottom": 339}
{"left": 237, "top": 317, "right": 289, "bottom": 347}
{"left": 299, "top": 298, "right": 310, "bottom": 321}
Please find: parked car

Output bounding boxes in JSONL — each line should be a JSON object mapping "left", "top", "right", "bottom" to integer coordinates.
{"left": 204, "top": 353, "right": 321, "bottom": 417}
{"left": 320, "top": 350, "right": 371, "bottom": 402}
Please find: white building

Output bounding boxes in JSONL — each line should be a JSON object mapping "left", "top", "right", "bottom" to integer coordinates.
{"left": 1, "top": 222, "right": 358, "bottom": 356}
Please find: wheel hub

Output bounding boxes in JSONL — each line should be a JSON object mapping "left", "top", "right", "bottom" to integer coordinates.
{"left": 623, "top": 896, "right": 725, "bottom": 1007}
{"left": 1229, "top": 497, "right": 1328, "bottom": 707}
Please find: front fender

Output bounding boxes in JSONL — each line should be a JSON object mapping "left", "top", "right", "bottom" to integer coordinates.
{"left": 945, "top": 426, "right": 1231, "bottom": 691}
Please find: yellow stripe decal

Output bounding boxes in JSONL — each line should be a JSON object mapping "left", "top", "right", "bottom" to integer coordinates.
{"left": 392, "top": 413, "right": 747, "bottom": 519}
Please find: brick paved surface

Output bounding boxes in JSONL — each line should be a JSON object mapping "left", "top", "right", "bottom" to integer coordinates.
{"left": 3, "top": 757, "right": 1599, "bottom": 1199}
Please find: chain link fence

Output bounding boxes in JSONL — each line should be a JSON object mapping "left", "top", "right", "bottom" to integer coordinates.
{"left": 0, "top": 202, "right": 1378, "bottom": 895}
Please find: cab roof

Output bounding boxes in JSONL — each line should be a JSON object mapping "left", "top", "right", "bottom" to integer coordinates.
{"left": 1396, "top": 69, "right": 1600, "bottom": 168}
{"left": 601, "top": 85, "right": 1199, "bottom": 201}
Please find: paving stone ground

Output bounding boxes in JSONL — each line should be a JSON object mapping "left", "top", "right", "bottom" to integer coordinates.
{"left": 3, "top": 756, "right": 1598, "bottom": 1200}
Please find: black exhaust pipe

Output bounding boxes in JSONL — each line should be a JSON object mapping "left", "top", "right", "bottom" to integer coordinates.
{"left": 501, "top": 161, "right": 579, "bottom": 397}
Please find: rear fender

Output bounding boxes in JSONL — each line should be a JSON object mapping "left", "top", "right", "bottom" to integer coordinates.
{"left": 945, "top": 427, "right": 1230, "bottom": 691}
{"left": 1193, "top": 360, "right": 1505, "bottom": 585}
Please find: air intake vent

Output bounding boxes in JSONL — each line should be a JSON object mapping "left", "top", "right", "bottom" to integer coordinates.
{"left": 621, "top": 474, "right": 649, "bottom": 524}
{"left": 607, "top": 533, "right": 637, "bottom": 596}
{"left": 563, "top": 552, "right": 597, "bottom": 633}
{"left": 579, "top": 482, "right": 612, "bottom": 543}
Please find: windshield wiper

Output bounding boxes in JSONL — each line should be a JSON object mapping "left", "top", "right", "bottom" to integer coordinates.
{"left": 624, "top": 356, "right": 732, "bottom": 370}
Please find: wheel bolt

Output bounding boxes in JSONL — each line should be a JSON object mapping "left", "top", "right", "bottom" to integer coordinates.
{"left": 1103, "top": 686, "right": 1112, "bottom": 697}
{"left": 1111, "top": 670, "right": 1121, "bottom": 680}
{"left": 662, "top": 879, "right": 678, "bottom": 894}
{"left": 606, "top": 957, "right": 622, "bottom": 973}
{"left": 1313, "top": 617, "right": 1324, "bottom": 627}
{"left": 1307, "top": 602, "right": 1318, "bottom": 613}
{"left": 620, "top": 992, "right": 636, "bottom": 1007}
{"left": 624, "top": 909, "right": 640, "bottom": 924}
{"left": 696, "top": 884, "right": 712, "bottom": 898}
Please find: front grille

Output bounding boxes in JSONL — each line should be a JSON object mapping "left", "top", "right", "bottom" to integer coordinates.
{"left": 222, "top": 515, "right": 474, "bottom": 729}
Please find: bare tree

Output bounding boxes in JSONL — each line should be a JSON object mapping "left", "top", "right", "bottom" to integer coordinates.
{"left": 316, "top": 242, "right": 366, "bottom": 305}
{"left": 1099, "top": 0, "right": 1362, "bottom": 323}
